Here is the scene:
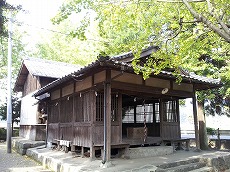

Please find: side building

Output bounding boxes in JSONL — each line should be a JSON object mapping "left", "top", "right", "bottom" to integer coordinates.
{"left": 14, "top": 57, "right": 81, "bottom": 141}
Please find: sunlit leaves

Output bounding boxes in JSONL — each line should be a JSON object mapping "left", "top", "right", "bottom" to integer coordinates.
{"left": 52, "top": 0, "right": 230, "bottom": 115}
{"left": 35, "top": 19, "right": 100, "bottom": 66}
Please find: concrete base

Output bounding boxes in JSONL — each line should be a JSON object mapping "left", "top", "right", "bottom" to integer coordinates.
{"left": 12, "top": 137, "right": 45, "bottom": 155}
{"left": 24, "top": 145, "right": 230, "bottom": 172}
{"left": 100, "top": 161, "right": 114, "bottom": 168}
{"left": 131, "top": 165, "right": 158, "bottom": 172}
{"left": 124, "top": 146, "right": 173, "bottom": 159}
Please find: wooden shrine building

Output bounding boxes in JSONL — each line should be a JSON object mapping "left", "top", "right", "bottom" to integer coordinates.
{"left": 14, "top": 57, "right": 81, "bottom": 140}
{"left": 33, "top": 47, "right": 221, "bottom": 161}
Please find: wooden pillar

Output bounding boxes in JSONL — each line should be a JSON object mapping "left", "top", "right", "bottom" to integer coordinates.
{"left": 118, "top": 93, "right": 122, "bottom": 143}
{"left": 176, "top": 100, "right": 181, "bottom": 138}
{"left": 45, "top": 102, "right": 49, "bottom": 147}
{"left": 90, "top": 91, "right": 96, "bottom": 160}
{"left": 71, "top": 145, "right": 76, "bottom": 152}
{"left": 81, "top": 146, "right": 84, "bottom": 157}
{"left": 103, "top": 70, "right": 111, "bottom": 162}
{"left": 192, "top": 90, "right": 200, "bottom": 150}
{"left": 153, "top": 103, "right": 156, "bottom": 124}
{"left": 90, "top": 146, "right": 95, "bottom": 160}
{"left": 72, "top": 82, "right": 76, "bottom": 152}
{"left": 58, "top": 89, "right": 62, "bottom": 140}
{"left": 159, "top": 99, "right": 164, "bottom": 139}
{"left": 134, "top": 104, "right": 137, "bottom": 125}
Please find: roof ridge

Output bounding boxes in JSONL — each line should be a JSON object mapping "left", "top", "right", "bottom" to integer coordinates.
{"left": 23, "top": 57, "right": 82, "bottom": 68}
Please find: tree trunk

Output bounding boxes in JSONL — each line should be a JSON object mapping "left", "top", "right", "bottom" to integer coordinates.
{"left": 198, "top": 101, "right": 209, "bottom": 150}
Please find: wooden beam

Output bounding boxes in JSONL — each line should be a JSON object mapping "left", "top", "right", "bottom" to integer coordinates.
{"left": 111, "top": 81, "right": 193, "bottom": 98}
{"left": 192, "top": 89, "right": 200, "bottom": 150}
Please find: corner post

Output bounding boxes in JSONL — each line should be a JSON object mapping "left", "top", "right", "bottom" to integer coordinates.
{"left": 103, "top": 69, "right": 111, "bottom": 163}
{"left": 192, "top": 88, "right": 200, "bottom": 151}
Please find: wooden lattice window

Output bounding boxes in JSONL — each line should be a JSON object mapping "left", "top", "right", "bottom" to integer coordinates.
{"left": 123, "top": 104, "right": 155, "bottom": 123}
{"left": 163, "top": 100, "right": 178, "bottom": 122}
{"left": 136, "top": 104, "right": 153, "bottom": 123}
{"left": 122, "top": 106, "right": 134, "bottom": 123}
{"left": 96, "top": 93, "right": 104, "bottom": 121}
{"left": 96, "top": 93, "right": 119, "bottom": 122}
{"left": 111, "top": 94, "right": 119, "bottom": 121}
{"left": 154, "top": 103, "right": 160, "bottom": 123}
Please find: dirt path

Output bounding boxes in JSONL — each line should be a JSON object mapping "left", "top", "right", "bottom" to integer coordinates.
{"left": 0, "top": 142, "right": 50, "bottom": 172}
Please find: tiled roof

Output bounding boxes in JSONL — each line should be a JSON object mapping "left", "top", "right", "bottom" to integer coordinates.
{"left": 112, "top": 46, "right": 159, "bottom": 62}
{"left": 14, "top": 57, "right": 82, "bottom": 92}
{"left": 23, "top": 57, "right": 82, "bottom": 78}
{"left": 34, "top": 58, "right": 222, "bottom": 97}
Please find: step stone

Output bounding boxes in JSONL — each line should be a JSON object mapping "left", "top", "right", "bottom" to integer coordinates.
{"left": 124, "top": 146, "right": 173, "bottom": 159}
{"left": 157, "top": 158, "right": 200, "bottom": 169}
{"left": 189, "top": 166, "right": 213, "bottom": 172}
{"left": 155, "top": 162, "right": 206, "bottom": 172}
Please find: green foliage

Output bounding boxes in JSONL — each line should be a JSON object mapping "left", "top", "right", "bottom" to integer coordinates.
{"left": 179, "top": 99, "right": 186, "bottom": 106}
{"left": 0, "top": 1, "right": 26, "bottom": 82}
{"left": 0, "top": 128, "right": 6, "bottom": 140}
{"left": 0, "top": 0, "right": 22, "bottom": 37}
{"left": 206, "top": 127, "right": 216, "bottom": 135}
{"left": 34, "top": 18, "right": 100, "bottom": 66}
{"left": 0, "top": 31, "right": 27, "bottom": 80}
{"left": 0, "top": 93, "right": 21, "bottom": 124}
{"left": 51, "top": 0, "right": 230, "bottom": 116}
{"left": 52, "top": 0, "right": 229, "bottom": 76}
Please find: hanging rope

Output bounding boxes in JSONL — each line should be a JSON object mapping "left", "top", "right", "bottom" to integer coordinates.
{"left": 143, "top": 100, "right": 147, "bottom": 144}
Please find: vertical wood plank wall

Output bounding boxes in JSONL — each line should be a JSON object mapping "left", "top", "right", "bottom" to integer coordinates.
{"left": 23, "top": 73, "right": 40, "bottom": 96}
{"left": 48, "top": 90, "right": 94, "bottom": 147}
{"left": 160, "top": 100, "right": 180, "bottom": 140}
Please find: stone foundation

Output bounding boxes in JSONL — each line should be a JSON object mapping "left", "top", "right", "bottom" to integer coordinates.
{"left": 124, "top": 146, "right": 174, "bottom": 159}
{"left": 12, "top": 137, "right": 45, "bottom": 155}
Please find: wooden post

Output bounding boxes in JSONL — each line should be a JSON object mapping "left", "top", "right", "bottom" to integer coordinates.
{"left": 71, "top": 145, "right": 76, "bottom": 152}
{"left": 176, "top": 100, "right": 181, "bottom": 138}
{"left": 106, "top": 71, "right": 111, "bottom": 162}
{"left": 90, "top": 91, "right": 96, "bottom": 160}
{"left": 118, "top": 93, "right": 122, "bottom": 143}
{"left": 217, "top": 128, "right": 221, "bottom": 149}
{"left": 81, "top": 146, "right": 84, "bottom": 157}
{"left": 192, "top": 90, "right": 200, "bottom": 150}
{"left": 134, "top": 104, "right": 137, "bottom": 124}
{"left": 90, "top": 146, "right": 95, "bottom": 160}
{"left": 103, "top": 70, "right": 111, "bottom": 163}
{"left": 159, "top": 99, "right": 164, "bottom": 139}
{"left": 153, "top": 103, "right": 156, "bottom": 124}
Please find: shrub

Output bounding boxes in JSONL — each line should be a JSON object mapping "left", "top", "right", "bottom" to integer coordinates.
{"left": 206, "top": 127, "right": 216, "bottom": 135}
{"left": 0, "top": 128, "right": 6, "bottom": 140}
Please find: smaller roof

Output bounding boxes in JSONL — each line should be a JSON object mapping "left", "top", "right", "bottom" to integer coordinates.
{"left": 14, "top": 57, "right": 82, "bottom": 92}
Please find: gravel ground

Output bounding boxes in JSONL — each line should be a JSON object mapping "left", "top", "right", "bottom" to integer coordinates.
{"left": 0, "top": 142, "right": 51, "bottom": 172}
